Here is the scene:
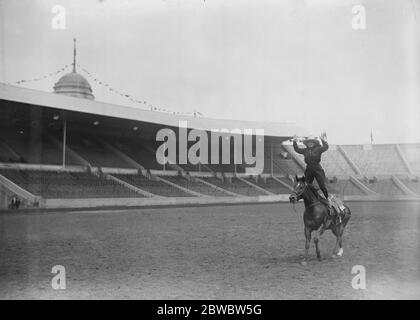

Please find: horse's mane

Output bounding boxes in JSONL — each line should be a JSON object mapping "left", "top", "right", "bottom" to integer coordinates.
{"left": 307, "top": 183, "right": 321, "bottom": 200}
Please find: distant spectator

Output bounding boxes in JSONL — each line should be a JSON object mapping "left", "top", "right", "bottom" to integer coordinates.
{"left": 329, "top": 176, "right": 338, "bottom": 184}
{"left": 9, "top": 196, "right": 21, "bottom": 210}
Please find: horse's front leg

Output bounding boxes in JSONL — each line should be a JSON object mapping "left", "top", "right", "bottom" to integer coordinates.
{"left": 302, "top": 226, "right": 311, "bottom": 265}
{"left": 313, "top": 230, "right": 322, "bottom": 261}
{"left": 332, "top": 233, "right": 340, "bottom": 258}
{"left": 337, "top": 230, "right": 344, "bottom": 257}
{"left": 332, "top": 225, "right": 344, "bottom": 258}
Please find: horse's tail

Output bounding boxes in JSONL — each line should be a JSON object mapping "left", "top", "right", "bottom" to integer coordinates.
{"left": 341, "top": 205, "right": 351, "bottom": 227}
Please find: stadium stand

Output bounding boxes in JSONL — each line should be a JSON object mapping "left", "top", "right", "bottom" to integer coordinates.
{"left": 0, "top": 139, "right": 21, "bottom": 163}
{"left": 399, "top": 144, "right": 420, "bottom": 174}
{"left": 328, "top": 179, "right": 366, "bottom": 196}
{"left": 265, "top": 144, "right": 303, "bottom": 175}
{"left": 360, "top": 178, "right": 405, "bottom": 196}
{"left": 164, "top": 176, "right": 230, "bottom": 197}
{"left": 111, "top": 138, "right": 164, "bottom": 170}
{"left": 112, "top": 173, "right": 192, "bottom": 197}
{"left": 275, "top": 177, "right": 294, "bottom": 188}
{"left": 0, "top": 129, "right": 80, "bottom": 165}
{"left": 243, "top": 177, "right": 291, "bottom": 194}
{"left": 2, "top": 68, "right": 419, "bottom": 210}
{"left": 0, "top": 169, "right": 140, "bottom": 198}
{"left": 341, "top": 144, "right": 408, "bottom": 175}
{"left": 66, "top": 133, "right": 135, "bottom": 168}
{"left": 199, "top": 176, "right": 266, "bottom": 196}
{"left": 400, "top": 177, "right": 420, "bottom": 195}
{"left": 321, "top": 145, "right": 355, "bottom": 177}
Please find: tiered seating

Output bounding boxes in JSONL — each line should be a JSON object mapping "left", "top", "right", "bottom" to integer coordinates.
{"left": 243, "top": 177, "right": 291, "bottom": 194}
{"left": 0, "top": 130, "right": 32, "bottom": 163}
{"left": 199, "top": 177, "right": 266, "bottom": 196}
{"left": 205, "top": 163, "right": 244, "bottom": 173}
{"left": 164, "top": 176, "right": 230, "bottom": 196}
{"left": 265, "top": 145, "right": 303, "bottom": 175}
{"left": 361, "top": 179, "right": 404, "bottom": 196}
{"left": 180, "top": 163, "right": 204, "bottom": 172}
{"left": 0, "top": 140, "right": 21, "bottom": 163}
{"left": 276, "top": 177, "right": 294, "bottom": 188}
{"left": 321, "top": 146, "right": 354, "bottom": 177}
{"left": 342, "top": 145, "right": 407, "bottom": 175}
{"left": 399, "top": 144, "right": 420, "bottom": 174}
{"left": 328, "top": 179, "right": 365, "bottom": 196}
{"left": 400, "top": 178, "right": 420, "bottom": 195}
{"left": 113, "top": 174, "right": 192, "bottom": 197}
{"left": 67, "top": 134, "right": 133, "bottom": 168}
{"left": 0, "top": 130, "right": 79, "bottom": 165}
{"left": 0, "top": 169, "right": 140, "bottom": 198}
{"left": 112, "top": 139, "right": 164, "bottom": 170}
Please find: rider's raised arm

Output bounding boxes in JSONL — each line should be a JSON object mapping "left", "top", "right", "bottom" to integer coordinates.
{"left": 293, "top": 140, "right": 305, "bottom": 154}
{"left": 320, "top": 138, "right": 329, "bottom": 152}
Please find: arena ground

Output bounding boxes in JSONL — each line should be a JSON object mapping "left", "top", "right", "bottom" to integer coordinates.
{"left": 0, "top": 201, "right": 419, "bottom": 299}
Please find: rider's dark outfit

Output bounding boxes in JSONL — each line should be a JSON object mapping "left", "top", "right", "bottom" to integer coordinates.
{"left": 293, "top": 138, "right": 329, "bottom": 199}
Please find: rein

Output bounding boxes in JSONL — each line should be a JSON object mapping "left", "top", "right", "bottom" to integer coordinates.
{"left": 290, "top": 183, "right": 321, "bottom": 213}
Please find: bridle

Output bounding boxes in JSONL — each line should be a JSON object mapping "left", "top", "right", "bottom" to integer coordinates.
{"left": 290, "top": 181, "right": 321, "bottom": 209}
{"left": 289, "top": 181, "right": 307, "bottom": 203}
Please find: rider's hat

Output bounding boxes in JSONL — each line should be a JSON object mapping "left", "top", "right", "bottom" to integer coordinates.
{"left": 302, "top": 135, "right": 320, "bottom": 147}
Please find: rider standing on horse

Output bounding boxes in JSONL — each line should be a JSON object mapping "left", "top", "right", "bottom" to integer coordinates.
{"left": 292, "top": 132, "right": 333, "bottom": 209}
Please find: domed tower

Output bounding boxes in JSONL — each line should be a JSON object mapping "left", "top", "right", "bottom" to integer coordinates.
{"left": 53, "top": 39, "right": 94, "bottom": 100}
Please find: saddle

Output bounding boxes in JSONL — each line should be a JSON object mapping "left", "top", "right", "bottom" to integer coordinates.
{"left": 320, "top": 194, "right": 345, "bottom": 224}
{"left": 308, "top": 184, "right": 345, "bottom": 224}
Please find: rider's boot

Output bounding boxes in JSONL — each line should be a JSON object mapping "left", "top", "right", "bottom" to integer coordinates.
{"left": 327, "top": 195, "right": 333, "bottom": 214}
{"left": 330, "top": 195, "right": 343, "bottom": 224}
{"left": 327, "top": 195, "right": 339, "bottom": 224}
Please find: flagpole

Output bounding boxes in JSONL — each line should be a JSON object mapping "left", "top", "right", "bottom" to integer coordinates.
{"left": 370, "top": 129, "right": 373, "bottom": 145}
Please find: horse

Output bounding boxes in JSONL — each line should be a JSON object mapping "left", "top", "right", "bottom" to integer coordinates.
{"left": 289, "top": 175, "right": 351, "bottom": 265}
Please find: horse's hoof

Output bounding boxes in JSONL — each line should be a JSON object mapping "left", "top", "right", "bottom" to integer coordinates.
{"left": 301, "top": 260, "right": 307, "bottom": 266}
{"left": 317, "top": 256, "right": 322, "bottom": 261}
{"left": 337, "top": 248, "right": 344, "bottom": 257}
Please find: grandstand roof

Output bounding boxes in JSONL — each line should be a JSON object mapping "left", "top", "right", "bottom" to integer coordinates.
{"left": 0, "top": 83, "right": 307, "bottom": 138}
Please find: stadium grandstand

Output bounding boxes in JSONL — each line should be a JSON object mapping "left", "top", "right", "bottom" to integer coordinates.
{"left": 1, "top": 54, "right": 420, "bottom": 210}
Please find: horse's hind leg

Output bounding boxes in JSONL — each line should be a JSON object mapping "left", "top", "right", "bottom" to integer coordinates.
{"left": 331, "top": 226, "right": 340, "bottom": 257}
{"left": 332, "top": 236, "right": 340, "bottom": 258}
{"left": 302, "top": 227, "right": 311, "bottom": 265}
{"left": 332, "top": 226, "right": 344, "bottom": 257}
{"left": 313, "top": 234, "right": 322, "bottom": 261}
{"left": 337, "top": 230, "right": 344, "bottom": 257}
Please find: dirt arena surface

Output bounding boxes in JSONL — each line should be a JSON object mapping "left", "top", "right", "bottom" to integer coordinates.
{"left": 0, "top": 201, "right": 419, "bottom": 299}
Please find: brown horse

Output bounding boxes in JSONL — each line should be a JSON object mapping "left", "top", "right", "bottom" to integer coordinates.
{"left": 289, "top": 176, "right": 351, "bottom": 265}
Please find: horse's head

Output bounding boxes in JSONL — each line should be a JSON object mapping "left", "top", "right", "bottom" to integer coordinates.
{"left": 289, "top": 175, "right": 307, "bottom": 203}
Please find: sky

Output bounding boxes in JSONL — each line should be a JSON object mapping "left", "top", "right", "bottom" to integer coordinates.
{"left": 0, "top": 0, "right": 419, "bottom": 144}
